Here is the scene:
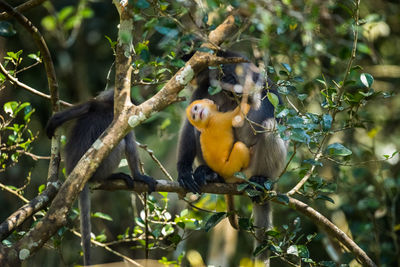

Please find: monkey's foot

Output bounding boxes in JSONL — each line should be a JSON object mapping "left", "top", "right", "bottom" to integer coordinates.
{"left": 136, "top": 174, "right": 157, "bottom": 193}
{"left": 193, "top": 165, "right": 224, "bottom": 187}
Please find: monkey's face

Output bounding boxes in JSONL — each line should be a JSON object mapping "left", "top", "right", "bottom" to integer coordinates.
{"left": 186, "top": 99, "right": 216, "bottom": 130}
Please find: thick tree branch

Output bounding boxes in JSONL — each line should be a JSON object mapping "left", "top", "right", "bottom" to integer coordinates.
{"left": 94, "top": 179, "right": 376, "bottom": 267}
{"left": 0, "top": 180, "right": 62, "bottom": 241}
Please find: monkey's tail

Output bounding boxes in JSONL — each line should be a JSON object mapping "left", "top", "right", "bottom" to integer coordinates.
{"left": 225, "top": 194, "right": 239, "bottom": 230}
{"left": 79, "top": 184, "right": 91, "bottom": 266}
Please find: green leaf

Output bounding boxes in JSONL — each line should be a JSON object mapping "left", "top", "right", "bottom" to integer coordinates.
{"left": 290, "top": 128, "right": 310, "bottom": 144}
{"left": 233, "top": 172, "right": 246, "bottom": 180}
{"left": 135, "top": 0, "right": 150, "bottom": 9}
{"left": 298, "top": 94, "right": 308, "bottom": 101}
{"left": 4, "top": 101, "right": 18, "bottom": 116}
{"left": 238, "top": 218, "right": 251, "bottom": 230}
{"left": 320, "top": 261, "right": 337, "bottom": 267}
{"left": 297, "top": 245, "right": 309, "bottom": 258}
{"left": 204, "top": 212, "right": 226, "bottom": 232}
{"left": 277, "top": 86, "right": 289, "bottom": 95}
{"left": 276, "top": 108, "right": 289, "bottom": 118}
{"left": 287, "top": 245, "right": 298, "bottom": 256}
{"left": 92, "top": 212, "right": 113, "bottom": 221}
{"left": 28, "top": 53, "right": 41, "bottom": 62}
{"left": 276, "top": 194, "right": 289, "bottom": 205}
{"left": 58, "top": 6, "right": 74, "bottom": 23}
{"left": 168, "top": 234, "right": 182, "bottom": 245}
{"left": 316, "top": 194, "right": 335, "bottom": 204}
{"left": 326, "top": 143, "right": 352, "bottom": 156}
{"left": 197, "top": 47, "right": 214, "bottom": 54}
{"left": 41, "top": 16, "right": 57, "bottom": 31}
{"left": 264, "top": 180, "right": 274, "bottom": 191}
{"left": 360, "top": 73, "right": 374, "bottom": 88}
{"left": 281, "top": 63, "right": 292, "bottom": 73}
{"left": 293, "top": 76, "right": 304, "bottom": 82}
{"left": 322, "top": 114, "right": 332, "bottom": 131}
{"left": 265, "top": 229, "right": 280, "bottom": 237}
{"left": 237, "top": 183, "right": 249, "bottom": 192}
{"left": 0, "top": 21, "right": 17, "bottom": 37}
{"left": 245, "top": 189, "right": 262, "bottom": 197}
{"left": 253, "top": 243, "right": 268, "bottom": 256}
{"left": 38, "top": 184, "right": 46, "bottom": 194}
{"left": 267, "top": 92, "right": 279, "bottom": 108}
{"left": 161, "top": 224, "right": 174, "bottom": 236}
{"left": 95, "top": 233, "right": 107, "bottom": 242}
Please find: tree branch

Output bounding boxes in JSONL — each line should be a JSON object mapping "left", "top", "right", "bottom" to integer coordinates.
{"left": 0, "top": 0, "right": 46, "bottom": 20}
{"left": 0, "top": 62, "right": 71, "bottom": 107}
{"left": 94, "top": 179, "right": 377, "bottom": 267}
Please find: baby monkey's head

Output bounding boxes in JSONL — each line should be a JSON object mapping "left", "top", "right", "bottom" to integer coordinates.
{"left": 186, "top": 99, "right": 217, "bottom": 130}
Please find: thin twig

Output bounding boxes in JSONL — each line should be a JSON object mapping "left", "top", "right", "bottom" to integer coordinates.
{"left": 15, "top": 61, "right": 41, "bottom": 74}
{"left": 71, "top": 230, "right": 143, "bottom": 267}
{"left": 0, "top": 183, "right": 29, "bottom": 203}
{"left": 0, "top": 62, "right": 71, "bottom": 107}
{"left": 278, "top": 142, "right": 297, "bottom": 178}
{"left": 136, "top": 141, "right": 174, "bottom": 181}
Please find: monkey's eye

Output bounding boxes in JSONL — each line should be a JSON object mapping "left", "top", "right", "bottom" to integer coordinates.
{"left": 194, "top": 105, "right": 198, "bottom": 111}
{"left": 192, "top": 114, "right": 196, "bottom": 120}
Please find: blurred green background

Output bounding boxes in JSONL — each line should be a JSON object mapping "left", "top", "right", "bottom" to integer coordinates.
{"left": 0, "top": 0, "right": 399, "bottom": 266}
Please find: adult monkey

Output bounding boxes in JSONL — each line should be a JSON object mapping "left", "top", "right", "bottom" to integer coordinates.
{"left": 177, "top": 51, "right": 288, "bottom": 265}
{"left": 46, "top": 90, "right": 156, "bottom": 266}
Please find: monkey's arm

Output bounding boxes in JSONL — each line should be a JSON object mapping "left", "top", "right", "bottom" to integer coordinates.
{"left": 124, "top": 132, "right": 156, "bottom": 192}
{"left": 177, "top": 119, "right": 201, "bottom": 193}
{"left": 45, "top": 102, "right": 91, "bottom": 138}
{"left": 231, "top": 103, "right": 250, "bottom": 128}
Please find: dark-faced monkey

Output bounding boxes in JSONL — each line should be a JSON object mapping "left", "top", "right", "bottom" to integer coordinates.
{"left": 177, "top": 51, "right": 288, "bottom": 265}
{"left": 46, "top": 90, "right": 156, "bottom": 266}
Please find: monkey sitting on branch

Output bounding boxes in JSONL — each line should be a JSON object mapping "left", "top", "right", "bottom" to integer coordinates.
{"left": 46, "top": 89, "right": 156, "bottom": 266}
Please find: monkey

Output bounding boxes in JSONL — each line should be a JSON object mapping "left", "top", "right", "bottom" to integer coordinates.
{"left": 177, "top": 50, "right": 288, "bottom": 266}
{"left": 186, "top": 98, "right": 251, "bottom": 229}
{"left": 46, "top": 89, "right": 157, "bottom": 266}
{"left": 186, "top": 98, "right": 251, "bottom": 182}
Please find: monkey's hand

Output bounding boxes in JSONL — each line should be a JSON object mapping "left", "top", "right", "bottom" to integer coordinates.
{"left": 193, "top": 165, "right": 224, "bottom": 186}
{"left": 178, "top": 167, "right": 201, "bottom": 194}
